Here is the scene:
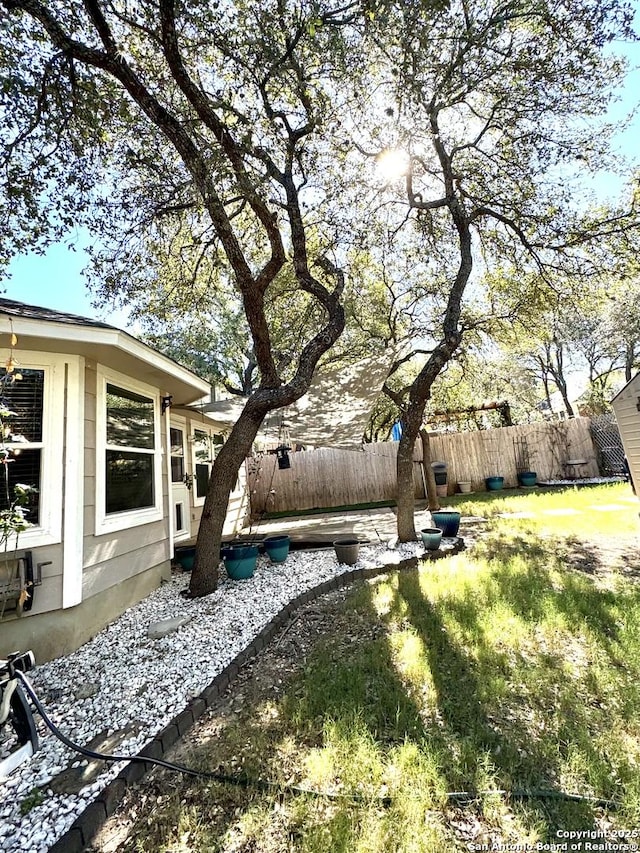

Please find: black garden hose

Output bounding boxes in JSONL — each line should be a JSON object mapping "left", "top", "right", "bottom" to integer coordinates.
{"left": 16, "top": 670, "right": 620, "bottom": 811}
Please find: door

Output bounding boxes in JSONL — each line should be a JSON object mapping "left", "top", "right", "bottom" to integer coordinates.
{"left": 170, "top": 422, "right": 191, "bottom": 541}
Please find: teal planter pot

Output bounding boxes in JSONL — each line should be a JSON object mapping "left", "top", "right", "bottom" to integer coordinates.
{"left": 485, "top": 476, "right": 504, "bottom": 491}
{"left": 174, "top": 546, "right": 196, "bottom": 571}
{"left": 420, "top": 528, "right": 443, "bottom": 550}
{"left": 263, "top": 535, "right": 290, "bottom": 563}
{"left": 518, "top": 471, "right": 537, "bottom": 487}
{"left": 222, "top": 544, "right": 259, "bottom": 580}
{"left": 430, "top": 511, "right": 461, "bottom": 537}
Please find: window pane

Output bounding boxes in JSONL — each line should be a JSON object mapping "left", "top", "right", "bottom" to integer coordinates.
{"left": 0, "top": 369, "right": 44, "bottom": 443}
{"left": 106, "top": 384, "right": 154, "bottom": 449}
{"left": 170, "top": 427, "right": 185, "bottom": 483}
{"left": 194, "top": 429, "right": 210, "bottom": 463}
{"left": 0, "top": 448, "right": 41, "bottom": 523}
{"left": 106, "top": 450, "right": 154, "bottom": 513}
{"left": 195, "top": 463, "right": 209, "bottom": 498}
{"left": 170, "top": 428, "right": 184, "bottom": 454}
{"left": 171, "top": 455, "right": 185, "bottom": 483}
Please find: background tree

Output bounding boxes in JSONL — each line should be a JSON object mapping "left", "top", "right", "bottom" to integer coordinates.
{"left": 353, "top": 0, "right": 638, "bottom": 540}
{"left": 491, "top": 208, "right": 640, "bottom": 419}
{"left": 424, "top": 352, "right": 541, "bottom": 428}
{"left": 571, "top": 273, "right": 640, "bottom": 397}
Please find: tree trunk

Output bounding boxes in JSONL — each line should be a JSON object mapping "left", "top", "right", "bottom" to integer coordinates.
{"left": 419, "top": 428, "right": 440, "bottom": 511}
{"left": 543, "top": 375, "right": 553, "bottom": 413}
{"left": 396, "top": 433, "right": 417, "bottom": 541}
{"left": 625, "top": 343, "right": 634, "bottom": 383}
{"left": 188, "top": 402, "right": 265, "bottom": 597}
{"left": 395, "top": 404, "right": 424, "bottom": 541}
{"left": 556, "top": 378, "right": 575, "bottom": 418}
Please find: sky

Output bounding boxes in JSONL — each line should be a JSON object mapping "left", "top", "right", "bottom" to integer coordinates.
{"left": 2, "top": 16, "right": 639, "bottom": 330}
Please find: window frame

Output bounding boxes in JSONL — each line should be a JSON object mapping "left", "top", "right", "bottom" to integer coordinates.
{"left": 191, "top": 426, "right": 225, "bottom": 507}
{"left": 0, "top": 351, "right": 65, "bottom": 549}
{"left": 95, "top": 367, "right": 163, "bottom": 535}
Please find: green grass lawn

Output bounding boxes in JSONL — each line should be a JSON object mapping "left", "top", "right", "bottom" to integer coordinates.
{"left": 106, "top": 483, "right": 640, "bottom": 852}
{"left": 450, "top": 481, "right": 639, "bottom": 537}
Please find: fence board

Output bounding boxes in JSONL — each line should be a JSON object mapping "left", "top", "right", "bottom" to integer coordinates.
{"left": 248, "top": 417, "right": 600, "bottom": 515}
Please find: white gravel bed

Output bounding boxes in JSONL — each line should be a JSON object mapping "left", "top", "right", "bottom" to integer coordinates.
{"left": 0, "top": 539, "right": 450, "bottom": 852}
{"left": 539, "top": 477, "right": 626, "bottom": 486}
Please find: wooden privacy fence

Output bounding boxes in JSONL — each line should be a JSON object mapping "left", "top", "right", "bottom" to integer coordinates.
{"left": 247, "top": 443, "right": 424, "bottom": 516}
{"left": 427, "top": 417, "right": 599, "bottom": 492}
{"left": 248, "top": 417, "right": 601, "bottom": 516}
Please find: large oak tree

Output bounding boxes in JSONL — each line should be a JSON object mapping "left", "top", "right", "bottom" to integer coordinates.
{"left": 353, "top": 0, "right": 639, "bottom": 540}
{"left": 0, "top": 0, "right": 366, "bottom": 595}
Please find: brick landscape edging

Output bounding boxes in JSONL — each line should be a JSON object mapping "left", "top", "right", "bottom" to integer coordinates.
{"left": 48, "top": 539, "right": 465, "bottom": 853}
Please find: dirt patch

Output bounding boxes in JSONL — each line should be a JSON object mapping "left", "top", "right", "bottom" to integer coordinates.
{"left": 562, "top": 533, "right": 640, "bottom": 586}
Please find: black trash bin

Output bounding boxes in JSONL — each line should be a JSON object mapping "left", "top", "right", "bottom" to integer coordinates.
{"left": 431, "top": 461, "right": 448, "bottom": 496}
{"left": 431, "top": 461, "right": 448, "bottom": 486}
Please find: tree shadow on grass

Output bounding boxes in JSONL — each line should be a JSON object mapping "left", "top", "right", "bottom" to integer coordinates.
{"left": 125, "top": 587, "right": 439, "bottom": 853}
{"left": 394, "top": 565, "right": 606, "bottom": 838}
{"left": 113, "top": 548, "right": 637, "bottom": 851}
{"left": 473, "top": 529, "right": 629, "bottom": 653}
{"left": 562, "top": 534, "right": 640, "bottom": 586}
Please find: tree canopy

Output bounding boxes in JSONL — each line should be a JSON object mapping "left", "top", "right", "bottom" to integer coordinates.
{"left": 348, "top": 0, "right": 639, "bottom": 537}
{"left": 1, "top": 0, "right": 639, "bottom": 558}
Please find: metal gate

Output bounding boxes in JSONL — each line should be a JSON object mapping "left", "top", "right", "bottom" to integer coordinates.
{"left": 589, "top": 414, "right": 626, "bottom": 476}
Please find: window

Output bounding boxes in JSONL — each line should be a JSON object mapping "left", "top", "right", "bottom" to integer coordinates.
{"left": 192, "top": 428, "right": 224, "bottom": 505}
{"left": 0, "top": 352, "right": 67, "bottom": 549}
{"left": 105, "top": 384, "right": 156, "bottom": 514}
{"left": 0, "top": 368, "right": 44, "bottom": 524}
{"left": 96, "top": 370, "right": 162, "bottom": 533}
{"left": 170, "top": 427, "right": 185, "bottom": 484}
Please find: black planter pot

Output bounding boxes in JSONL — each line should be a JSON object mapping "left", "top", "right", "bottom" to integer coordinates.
{"left": 174, "top": 546, "right": 196, "bottom": 571}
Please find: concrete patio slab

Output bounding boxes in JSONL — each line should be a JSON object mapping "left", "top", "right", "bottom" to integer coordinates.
{"left": 239, "top": 504, "right": 442, "bottom": 546}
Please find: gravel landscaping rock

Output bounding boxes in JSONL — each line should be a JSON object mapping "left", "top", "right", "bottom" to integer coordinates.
{"left": 0, "top": 539, "right": 457, "bottom": 852}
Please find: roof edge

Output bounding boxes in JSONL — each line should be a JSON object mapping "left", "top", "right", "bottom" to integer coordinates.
{"left": 0, "top": 298, "right": 210, "bottom": 396}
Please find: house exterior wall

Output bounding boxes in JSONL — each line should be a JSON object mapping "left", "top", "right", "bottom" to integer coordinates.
{"left": 1, "top": 360, "right": 172, "bottom": 663}
{"left": 612, "top": 373, "right": 640, "bottom": 491}
{"left": 188, "top": 458, "right": 249, "bottom": 537}
{"left": 0, "top": 349, "right": 82, "bottom": 660}
{"left": 1, "top": 337, "right": 248, "bottom": 663}
{"left": 82, "top": 362, "right": 171, "bottom": 596}
{"left": 223, "top": 461, "right": 250, "bottom": 536}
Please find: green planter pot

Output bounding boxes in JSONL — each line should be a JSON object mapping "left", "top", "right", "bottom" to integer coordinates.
{"left": 174, "top": 546, "right": 196, "bottom": 571}
{"left": 263, "top": 535, "right": 290, "bottom": 563}
{"left": 420, "top": 528, "right": 443, "bottom": 550}
{"left": 485, "top": 476, "right": 504, "bottom": 491}
{"left": 430, "top": 511, "right": 461, "bottom": 537}
{"left": 518, "top": 471, "right": 537, "bottom": 487}
{"left": 222, "top": 544, "right": 259, "bottom": 580}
